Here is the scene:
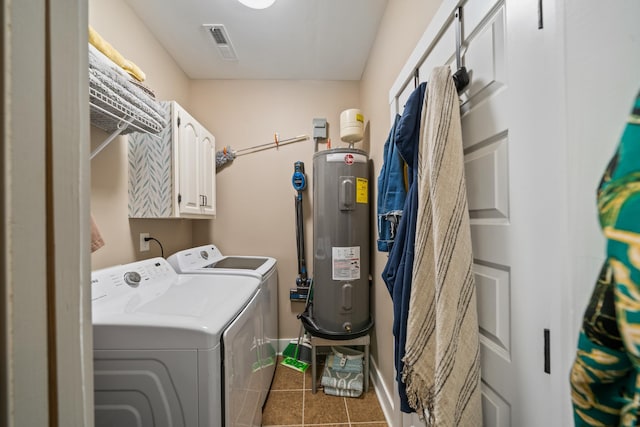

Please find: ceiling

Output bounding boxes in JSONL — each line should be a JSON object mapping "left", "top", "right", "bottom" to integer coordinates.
{"left": 125, "top": 0, "right": 388, "bottom": 81}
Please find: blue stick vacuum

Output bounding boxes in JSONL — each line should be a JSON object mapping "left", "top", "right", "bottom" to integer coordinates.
{"left": 290, "top": 161, "right": 311, "bottom": 301}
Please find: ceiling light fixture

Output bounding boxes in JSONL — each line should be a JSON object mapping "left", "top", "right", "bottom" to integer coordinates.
{"left": 237, "top": 0, "right": 276, "bottom": 10}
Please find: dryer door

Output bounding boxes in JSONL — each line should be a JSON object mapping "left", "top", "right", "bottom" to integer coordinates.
{"left": 258, "top": 267, "right": 278, "bottom": 398}
{"left": 222, "top": 290, "right": 262, "bottom": 427}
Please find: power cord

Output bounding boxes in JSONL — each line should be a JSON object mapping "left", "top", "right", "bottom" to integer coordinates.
{"left": 144, "top": 236, "right": 164, "bottom": 258}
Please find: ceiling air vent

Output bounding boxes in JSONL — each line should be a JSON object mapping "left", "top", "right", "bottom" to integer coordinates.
{"left": 205, "top": 24, "right": 238, "bottom": 61}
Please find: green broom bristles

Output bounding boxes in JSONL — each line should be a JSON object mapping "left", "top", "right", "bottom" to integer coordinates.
{"left": 281, "top": 355, "right": 309, "bottom": 373}
{"left": 283, "top": 341, "right": 311, "bottom": 361}
{"left": 282, "top": 341, "right": 298, "bottom": 359}
{"left": 281, "top": 340, "right": 309, "bottom": 373}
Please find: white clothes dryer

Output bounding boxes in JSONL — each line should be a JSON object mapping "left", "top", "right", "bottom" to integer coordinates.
{"left": 167, "top": 244, "right": 278, "bottom": 401}
{"left": 92, "top": 257, "right": 263, "bottom": 427}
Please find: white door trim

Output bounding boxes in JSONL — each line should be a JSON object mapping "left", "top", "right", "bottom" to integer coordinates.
{"left": 2, "top": 0, "right": 49, "bottom": 424}
{"left": 2, "top": 0, "right": 92, "bottom": 425}
{"left": 49, "top": 0, "right": 93, "bottom": 425}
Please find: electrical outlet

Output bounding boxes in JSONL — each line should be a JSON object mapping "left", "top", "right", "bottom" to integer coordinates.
{"left": 140, "top": 233, "right": 150, "bottom": 252}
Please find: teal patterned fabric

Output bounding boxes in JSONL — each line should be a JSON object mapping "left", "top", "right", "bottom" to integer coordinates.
{"left": 328, "top": 346, "right": 364, "bottom": 373}
{"left": 320, "top": 363, "right": 363, "bottom": 396}
{"left": 323, "top": 386, "right": 363, "bottom": 398}
{"left": 128, "top": 101, "right": 173, "bottom": 218}
{"left": 321, "top": 349, "right": 364, "bottom": 397}
{"left": 571, "top": 90, "right": 640, "bottom": 426}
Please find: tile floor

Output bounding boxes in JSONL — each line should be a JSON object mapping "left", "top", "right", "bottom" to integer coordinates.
{"left": 262, "top": 356, "right": 388, "bottom": 426}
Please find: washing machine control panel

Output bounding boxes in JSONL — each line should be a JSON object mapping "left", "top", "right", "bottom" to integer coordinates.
{"left": 123, "top": 271, "right": 141, "bottom": 287}
{"left": 91, "top": 258, "right": 177, "bottom": 302}
{"left": 167, "top": 244, "right": 224, "bottom": 270}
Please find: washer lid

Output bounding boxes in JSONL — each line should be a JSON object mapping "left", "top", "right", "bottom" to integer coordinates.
{"left": 92, "top": 258, "right": 260, "bottom": 350}
{"left": 167, "top": 244, "right": 276, "bottom": 279}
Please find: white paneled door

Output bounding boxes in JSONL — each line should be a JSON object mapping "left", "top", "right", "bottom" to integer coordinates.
{"left": 392, "top": 0, "right": 565, "bottom": 425}
{"left": 463, "top": 1, "right": 564, "bottom": 424}
{"left": 199, "top": 129, "right": 217, "bottom": 216}
{"left": 177, "top": 108, "right": 202, "bottom": 216}
{"left": 461, "top": 4, "right": 516, "bottom": 425}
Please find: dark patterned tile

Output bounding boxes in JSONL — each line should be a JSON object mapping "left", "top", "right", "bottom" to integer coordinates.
{"left": 304, "top": 360, "right": 325, "bottom": 390}
{"left": 304, "top": 424, "right": 350, "bottom": 427}
{"left": 303, "top": 390, "right": 349, "bottom": 424}
{"left": 264, "top": 355, "right": 388, "bottom": 426}
{"left": 350, "top": 423, "right": 389, "bottom": 427}
{"left": 345, "top": 389, "right": 386, "bottom": 423}
{"left": 271, "top": 358, "right": 305, "bottom": 390}
{"left": 261, "top": 390, "right": 303, "bottom": 425}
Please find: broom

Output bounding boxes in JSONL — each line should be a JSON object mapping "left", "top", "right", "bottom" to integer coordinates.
{"left": 282, "top": 333, "right": 311, "bottom": 361}
{"left": 280, "top": 324, "right": 310, "bottom": 373}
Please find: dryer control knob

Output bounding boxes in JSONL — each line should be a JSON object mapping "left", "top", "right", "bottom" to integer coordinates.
{"left": 123, "top": 271, "right": 141, "bottom": 287}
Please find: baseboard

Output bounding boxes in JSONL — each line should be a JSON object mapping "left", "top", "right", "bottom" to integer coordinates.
{"left": 277, "top": 337, "right": 314, "bottom": 354}
{"left": 277, "top": 337, "right": 294, "bottom": 353}
{"left": 369, "top": 356, "right": 397, "bottom": 427}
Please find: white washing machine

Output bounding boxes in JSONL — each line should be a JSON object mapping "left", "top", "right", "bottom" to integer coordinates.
{"left": 92, "top": 257, "right": 263, "bottom": 427}
{"left": 166, "top": 244, "right": 278, "bottom": 401}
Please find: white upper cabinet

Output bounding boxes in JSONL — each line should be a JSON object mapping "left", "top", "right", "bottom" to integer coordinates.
{"left": 198, "top": 129, "right": 216, "bottom": 216}
{"left": 129, "top": 101, "right": 216, "bottom": 219}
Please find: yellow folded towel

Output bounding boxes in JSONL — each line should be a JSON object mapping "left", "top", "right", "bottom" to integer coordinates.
{"left": 89, "top": 26, "right": 146, "bottom": 82}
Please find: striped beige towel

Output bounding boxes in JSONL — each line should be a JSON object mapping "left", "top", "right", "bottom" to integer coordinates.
{"left": 402, "top": 66, "right": 482, "bottom": 426}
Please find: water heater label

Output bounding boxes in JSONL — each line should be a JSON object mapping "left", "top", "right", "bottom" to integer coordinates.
{"left": 326, "top": 153, "right": 367, "bottom": 164}
{"left": 332, "top": 246, "right": 361, "bottom": 281}
{"left": 356, "top": 178, "right": 368, "bottom": 204}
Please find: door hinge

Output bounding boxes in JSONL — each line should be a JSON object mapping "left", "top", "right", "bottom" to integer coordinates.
{"left": 544, "top": 329, "right": 550, "bottom": 374}
{"left": 177, "top": 116, "right": 181, "bottom": 127}
{"left": 178, "top": 193, "right": 182, "bottom": 204}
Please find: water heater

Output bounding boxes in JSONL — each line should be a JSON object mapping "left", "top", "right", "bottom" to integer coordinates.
{"left": 307, "top": 147, "right": 373, "bottom": 338}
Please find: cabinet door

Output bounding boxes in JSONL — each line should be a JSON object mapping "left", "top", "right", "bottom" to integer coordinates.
{"left": 177, "top": 110, "right": 201, "bottom": 216}
{"left": 199, "top": 129, "right": 216, "bottom": 216}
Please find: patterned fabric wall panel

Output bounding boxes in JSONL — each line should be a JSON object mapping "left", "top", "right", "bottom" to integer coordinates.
{"left": 128, "top": 101, "right": 173, "bottom": 217}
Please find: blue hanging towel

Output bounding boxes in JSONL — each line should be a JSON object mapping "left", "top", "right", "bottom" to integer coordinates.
{"left": 382, "top": 82, "right": 427, "bottom": 413}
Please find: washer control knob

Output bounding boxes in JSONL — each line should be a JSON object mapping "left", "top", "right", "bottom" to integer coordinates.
{"left": 123, "top": 271, "right": 141, "bottom": 287}
{"left": 200, "top": 250, "right": 209, "bottom": 260}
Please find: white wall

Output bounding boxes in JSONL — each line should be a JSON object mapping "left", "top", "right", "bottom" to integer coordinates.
{"left": 563, "top": 1, "right": 640, "bottom": 424}
{"left": 360, "top": 0, "right": 443, "bottom": 422}
{"left": 89, "top": 0, "right": 193, "bottom": 269}
{"left": 565, "top": 0, "right": 640, "bottom": 341}
{"left": 189, "top": 79, "right": 360, "bottom": 340}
